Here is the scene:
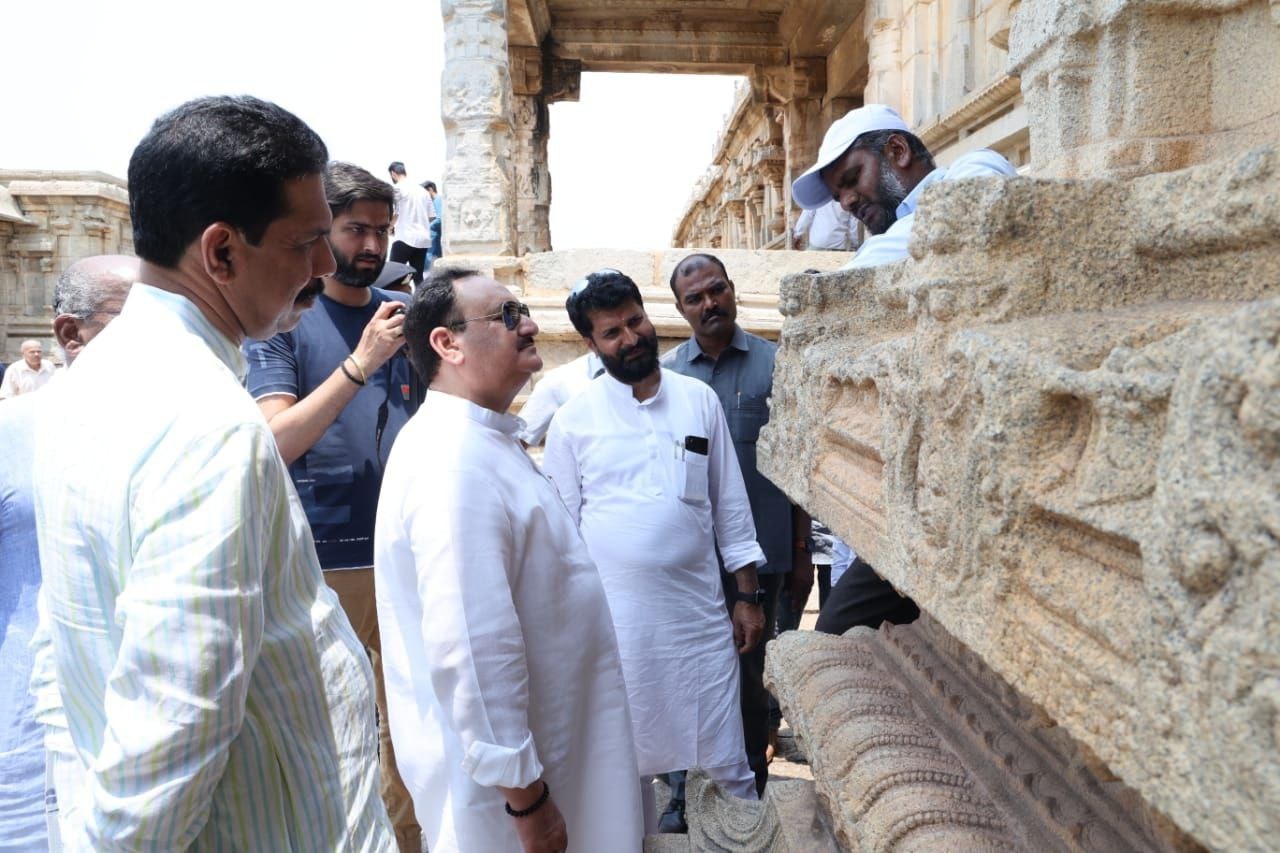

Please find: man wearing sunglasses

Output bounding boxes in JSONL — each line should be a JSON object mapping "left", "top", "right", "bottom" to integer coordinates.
{"left": 244, "top": 161, "right": 422, "bottom": 851}
{"left": 374, "top": 267, "right": 645, "bottom": 852}
{"left": 542, "top": 269, "right": 766, "bottom": 829}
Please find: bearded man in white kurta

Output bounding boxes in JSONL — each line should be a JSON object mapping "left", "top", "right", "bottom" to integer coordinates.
{"left": 543, "top": 270, "right": 766, "bottom": 803}
{"left": 375, "top": 267, "right": 645, "bottom": 852}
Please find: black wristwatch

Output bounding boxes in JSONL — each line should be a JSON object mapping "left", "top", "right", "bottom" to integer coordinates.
{"left": 732, "top": 589, "right": 767, "bottom": 606}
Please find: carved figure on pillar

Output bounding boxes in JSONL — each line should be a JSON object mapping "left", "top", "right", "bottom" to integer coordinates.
{"left": 441, "top": 0, "right": 516, "bottom": 255}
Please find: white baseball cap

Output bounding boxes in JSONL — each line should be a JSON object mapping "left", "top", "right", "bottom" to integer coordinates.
{"left": 791, "top": 104, "right": 911, "bottom": 210}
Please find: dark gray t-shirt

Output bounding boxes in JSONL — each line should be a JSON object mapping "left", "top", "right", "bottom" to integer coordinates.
{"left": 244, "top": 289, "right": 418, "bottom": 570}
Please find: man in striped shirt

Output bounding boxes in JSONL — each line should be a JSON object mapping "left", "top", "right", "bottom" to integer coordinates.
{"left": 32, "top": 96, "right": 394, "bottom": 850}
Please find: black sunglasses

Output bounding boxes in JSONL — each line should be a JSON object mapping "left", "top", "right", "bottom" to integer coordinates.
{"left": 449, "top": 300, "right": 531, "bottom": 331}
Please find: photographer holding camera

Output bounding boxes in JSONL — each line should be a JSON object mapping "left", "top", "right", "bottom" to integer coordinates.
{"left": 243, "top": 161, "right": 423, "bottom": 853}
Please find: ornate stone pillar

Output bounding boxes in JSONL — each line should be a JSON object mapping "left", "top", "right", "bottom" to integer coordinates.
{"left": 511, "top": 45, "right": 551, "bottom": 255}
{"left": 441, "top": 0, "right": 516, "bottom": 256}
{"left": 780, "top": 58, "right": 826, "bottom": 236}
{"left": 865, "top": 0, "right": 904, "bottom": 110}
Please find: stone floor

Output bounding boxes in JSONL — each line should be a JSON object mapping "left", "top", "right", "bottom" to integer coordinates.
{"left": 643, "top": 586, "right": 829, "bottom": 851}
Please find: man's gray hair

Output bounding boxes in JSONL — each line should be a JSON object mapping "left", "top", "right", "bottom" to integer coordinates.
{"left": 53, "top": 256, "right": 136, "bottom": 318}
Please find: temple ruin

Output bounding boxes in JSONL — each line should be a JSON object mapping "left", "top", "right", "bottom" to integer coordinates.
{"left": 438, "top": 0, "right": 1280, "bottom": 850}
{"left": 0, "top": 172, "right": 132, "bottom": 364}
{"left": 0, "top": 1, "right": 1274, "bottom": 848}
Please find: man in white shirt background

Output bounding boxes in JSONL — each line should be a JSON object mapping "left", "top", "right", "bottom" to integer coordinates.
{"left": 387, "top": 161, "right": 435, "bottom": 284}
{"left": 791, "top": 199, "right": 857, "bottom": 251}
{"left": 517, "top": 350, "right": 604, "bottom": 447}
{"left": 543, "top": 269, "right": 766, "bottom": 832}
{"left": 0, "top": 340, "right": 56, "bottom": 399}
{"left": 376, "top": 266, "right": 645, "bottom": 852}
{"left": 791, "top": 103, "right": 1017, "bottom": 269}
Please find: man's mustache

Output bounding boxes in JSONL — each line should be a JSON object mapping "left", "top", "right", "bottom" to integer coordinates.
{"left": 701, "top": 307, "right": 724, "bottom": 324}
{"left": 619, "top": 336, "right": 654, "bottom": 358}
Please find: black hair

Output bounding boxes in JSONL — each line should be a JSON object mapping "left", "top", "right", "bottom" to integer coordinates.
{"left": 566, "top": 270, "right": 644, "bottom": 338}
{"left": 388, "top": 161, "right": 407, "bottom": 175}
{"left": 127, "top": 95, "right": 328, "bottom": 268}
{"left": 669, "top": 252, "right": 729, "bottom": 296}
{"left": 850, "top": 129, "right": 935, "bottom": 170}
{"left": 404, "top": 266, "right": 481, "bottom": 384}
{"left": 324, "top": 161, "right": 395, "bottom": 219}
{"left": 422, "top": 181, "right": 438, "bottom": 193}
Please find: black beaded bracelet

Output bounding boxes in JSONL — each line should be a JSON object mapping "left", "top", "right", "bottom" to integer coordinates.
{"left": 505, "top": 781, "right": 550, "bottom": 817}
{"left": 339, "top": 359, "right": 366, "bottom": 387}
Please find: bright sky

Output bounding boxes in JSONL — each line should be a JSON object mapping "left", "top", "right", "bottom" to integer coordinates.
{"left": 0, "top": 1, "right": 740, "bottom": 250}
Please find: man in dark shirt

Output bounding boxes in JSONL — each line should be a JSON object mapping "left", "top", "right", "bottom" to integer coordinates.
{"left": 663, "top": 253, "right": 812, "bottom": 809}
{"left": 244, "top": 161, "right": 421, "bottom": 852}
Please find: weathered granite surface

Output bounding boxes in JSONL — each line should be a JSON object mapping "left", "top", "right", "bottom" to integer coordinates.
{"left": 759, "top": 145, "right": 1280, "bottom": 849}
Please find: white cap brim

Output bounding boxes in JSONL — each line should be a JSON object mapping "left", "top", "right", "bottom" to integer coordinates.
{"left": 790, "top": 104, "right": 911, "bottom": 210}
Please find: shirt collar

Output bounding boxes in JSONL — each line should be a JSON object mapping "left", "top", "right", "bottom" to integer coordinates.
{"left": 683, "top": 324, "right": 749, "bottom": 364}
{"left": 585, "top": 352, "right": 605, "bottom": 378}
{"left": 128, "top": 283, "right": 247, "bottom": 382}
{"left": 897, "top": 164, "right": 948, "bottom": 220}
{"left": 600, "top": 367, "right": 665, "bottom": 407}
{"left": 425, "top": 388, "right": 523, "bottom": 436}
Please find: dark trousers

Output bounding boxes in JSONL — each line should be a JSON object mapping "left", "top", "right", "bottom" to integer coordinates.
{"left": 722, "top": 570, "right": 784, "bottom": 796}
{"left": 815, "top": 557, "right": 919, "bottom": 635}
{"left": 390, "top": 241, "right": 428, "bottom": 284}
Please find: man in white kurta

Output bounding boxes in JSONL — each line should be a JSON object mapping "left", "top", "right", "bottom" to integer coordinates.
{"left": 542, "top": 270, "right": 766, "bottom": 804}
{"left": 375, "top": 267, "right": 645, "bottom": 852}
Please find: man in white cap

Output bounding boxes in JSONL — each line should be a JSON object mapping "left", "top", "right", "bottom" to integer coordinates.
{"left": 791, "top": 103, "right": 1017, "bottom": 268}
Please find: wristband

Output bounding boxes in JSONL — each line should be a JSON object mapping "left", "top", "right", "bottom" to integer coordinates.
{"left": 346, "top": 353, "right": 368, "bottom": 384}
{"left": 340, "top": 360, "right": 366, "bottom": 387}
{"left": 505, "top": 781, "right": 550, "bottom": 817}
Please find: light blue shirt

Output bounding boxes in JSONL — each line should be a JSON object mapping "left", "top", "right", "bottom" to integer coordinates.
{"left": 846, "top": 148, "right": 1018, "bottom": 268}
{"left": 32, "top": 284, "right": 393, "bottom": 851}
{"left": 0, "top": 393, "right": 49, "bottom": 851}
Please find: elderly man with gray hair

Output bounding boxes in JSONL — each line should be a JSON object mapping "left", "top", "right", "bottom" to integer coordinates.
{"left": 2, "top": 254, "right": 137, "bottom": 850}
{"left": 0, "top": 339, "right": 55, "bottom": 399}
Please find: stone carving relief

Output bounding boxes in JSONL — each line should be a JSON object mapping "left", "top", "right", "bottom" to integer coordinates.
{"left": 765, "top": 621, "right": 1201, "bottom": 851}
{"left": 441, "top": 0, "right": 516, "bottom": 255}
{"left": 760, "top": 143, "right": 1280, "bottom": 848}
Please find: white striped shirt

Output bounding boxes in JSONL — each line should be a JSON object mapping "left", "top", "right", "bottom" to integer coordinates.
{"left": 32, "top": 284, "right": 393, "bottom": 851}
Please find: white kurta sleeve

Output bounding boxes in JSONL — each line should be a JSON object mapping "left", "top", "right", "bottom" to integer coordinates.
{"left": 704, "top": 393, "right": 766, "bottom": 572}
{"left": 402, "top": 465, "right": 545, "bottom": 789}
{"left": 542, "top": 417, "right": 582, "bottom": 526}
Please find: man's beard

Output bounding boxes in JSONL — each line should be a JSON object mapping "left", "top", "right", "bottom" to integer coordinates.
{"left": 867, "top": 154, "right": 910, "bottom": 235}
{"left": 600, "top": 330, "right": 660, "bottom": 384}
{"left": 332, "top": 248, "right": 386, "bottom": 288}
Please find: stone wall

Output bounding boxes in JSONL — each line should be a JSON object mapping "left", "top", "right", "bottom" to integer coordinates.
{"left": 0, "top": 172, "right": 132, "bottom": 364}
